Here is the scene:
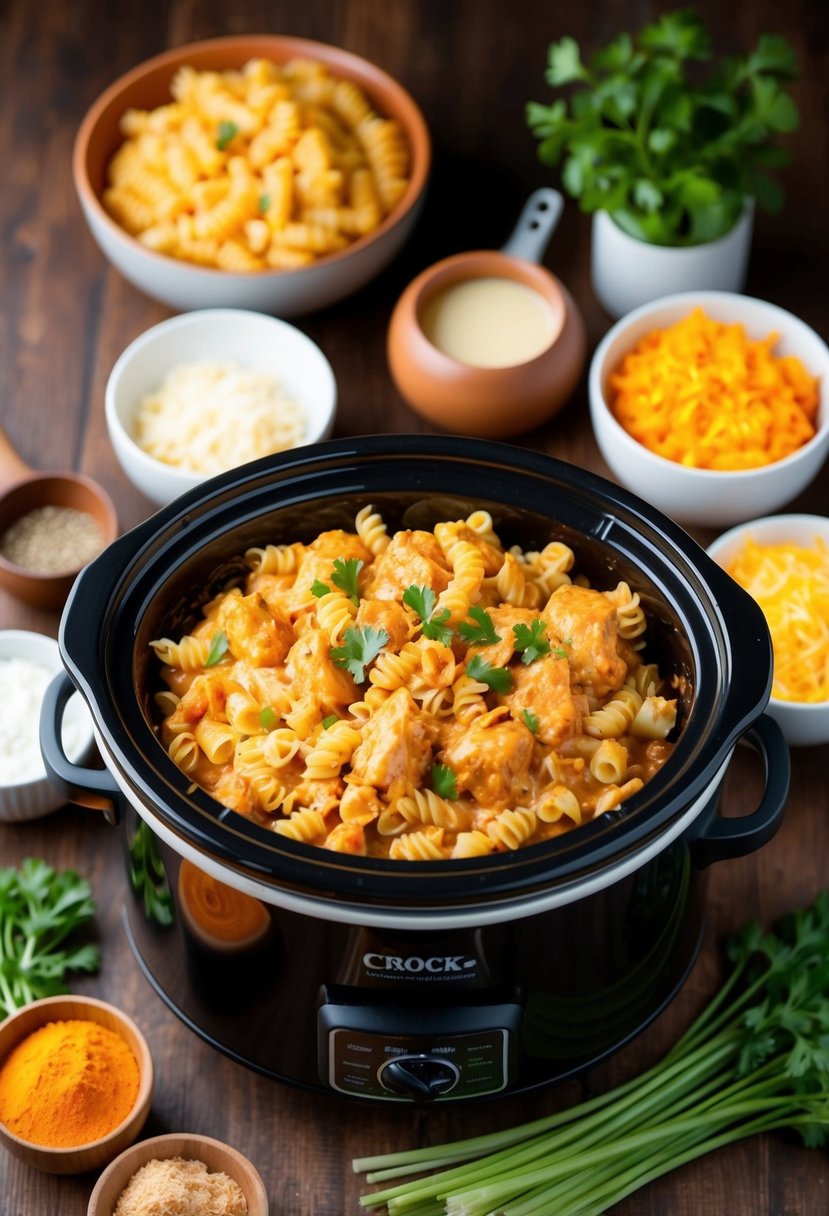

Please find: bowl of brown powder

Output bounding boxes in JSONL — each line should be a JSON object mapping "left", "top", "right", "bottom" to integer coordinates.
{"left": 87, "top": 1132, "right": 268, "bottom": 1216}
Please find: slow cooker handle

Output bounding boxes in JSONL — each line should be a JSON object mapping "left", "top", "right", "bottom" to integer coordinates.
{"left": 40, "top": 672, "right": 122, "bottom": 826}
{"left": 689, "top": 714, "right": 789, "bottom": 868}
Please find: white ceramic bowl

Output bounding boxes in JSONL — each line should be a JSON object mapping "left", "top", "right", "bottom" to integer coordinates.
{"left": 0, "top": 631, "right": 95, "bottom": 821}
{"left": 589, "top": 291, "right": 829, "bottom": 527}
{"left": 105, "top": 308, "right": 337, "bottom": 506}
{"left": 72, "top": 35, "right": 430, "bottom": 316}
{"left": 707, "top": 513, "right": 829, "bottom": 747}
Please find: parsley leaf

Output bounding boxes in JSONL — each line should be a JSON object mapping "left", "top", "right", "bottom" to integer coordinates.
{"left": 403, "top": 584, "right": 454, "bottom": 646}
{"left": 522, "top": 708, "right": 540, "bottom": 734}
{"left": 311, "top": 579, "right": 331, "bottom": 598}
{"left": 432, "top": 764, "right": 458, "bottom": 800}
{"left": 331, "top": 625, "right": 389, "bottom": 684}
{"left": 458, "top": 606, "right": 501, "bottom": 647}
{"left": 205, "top": 631, "right": 229, "bottom": 666}
{"left": 0, "top": 858, "right": 101, "bottom": 1017}
{"left": 259, "top": 706, "right": 278, "bottom": 730}
{"left": 258, "top": 192, "right": 271, "bottom": 213}
{"left": 553, "top": 635, "right": 574, "bottom": 660}
{"left": 322, "top": 714, "right": 339, "bottom": 730}
{"left": 466, "top": 654, "right": 513, "bottom": 693}
{"left": 216, "top": 120, "right": 238, "bottom": 150}
{"left": 331, "top": 557, "right": 363, "bottom": 606}
{"left": 512, "top": 620, "right": 551, "bottom": 665}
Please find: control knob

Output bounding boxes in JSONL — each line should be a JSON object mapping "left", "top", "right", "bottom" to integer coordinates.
{"left": 378, "top": 1054, "right": 460, "bottom": 1100}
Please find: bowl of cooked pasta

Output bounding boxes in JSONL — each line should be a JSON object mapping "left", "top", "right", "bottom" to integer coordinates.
{"left": 40, "top": 437, "right": 789, "bottom": 1098}
{"left": 72, "top": 35, "right": 430, "bottom": 315}
{"left": 105, "top": 308, "right": 337, "bottom": 506}
{"left": 588, "top": 291, "right": 829, "bottom": 528}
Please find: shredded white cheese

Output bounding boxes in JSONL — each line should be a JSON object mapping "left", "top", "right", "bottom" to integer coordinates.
{"left": 133, "top": 361, "right": 307, "bottom": 474}
{"left": 0, "top": 659, "right": 88, "bottom": 785}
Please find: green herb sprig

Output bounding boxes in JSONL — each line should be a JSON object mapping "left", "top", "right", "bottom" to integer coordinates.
{"left": 458, "top": 606, "right": 501, "bottom": 647}
{"left": 215, "top": 120, "right": 238, "bottom": 150}
{"left": 354, "top": 890, "right": 829, "bottom": 1213}
{"left": 527, "top": 10, "right": 800, "bottom": 246}
{"left": 512, "top": 619, "right": 551, "bottom": 664}
{"left": 0, "top": 859, "right": 101, "bottom": 1018}
{"left": 331, "top": 625, "right": 389, "bottom": 684}
{"left": 402, "top": 585, "right": 453, "bottom": 646}
{"left": 431, "top": 764, "right": 458, "bottom": 800}
{"left": 466, "top": 654, "right": 513, "bottom": 693}
{"left": 205, "top": 631, "right": 229, "bottom": 667}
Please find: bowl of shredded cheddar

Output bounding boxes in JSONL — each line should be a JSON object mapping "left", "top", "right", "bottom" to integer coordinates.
{"left": 708, "top": 513, "right": 829, "bottom": 747}
{"left": 589, "top": 291, "right": 829, "bottom": 528}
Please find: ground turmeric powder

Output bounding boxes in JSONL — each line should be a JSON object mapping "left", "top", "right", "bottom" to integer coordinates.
{"left": 0, "top": 1018, "right": 139, "bottom": 1147}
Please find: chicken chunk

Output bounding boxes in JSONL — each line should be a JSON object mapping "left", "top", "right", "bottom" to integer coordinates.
{"left": 356, "top": 598, "right": 412, "bottom": 651}
{"left": 439, "top": 712, "right": 534, "bottom": 809}
{"left": 218, "top": 592, "right": 295, "bottom": 667}
{"left": 465, "top": 605, "right": 539, "bottom": 669}
{"left": 542, "top": 584, "right": 627, "bottom": 697}
{"left": 349, "top": 687, "right": 434, "bottom": 799}
{"left": 362, "top": 530, "right": 451, "bottom": 601}
{"left": 284, "top": 629, "right": 358, "bottom": 713}
{"left": 499, "top": 655, "right": 584, "bottom": 748}
{"left": 289, "top": 530, "right": 372, "bottom": 614}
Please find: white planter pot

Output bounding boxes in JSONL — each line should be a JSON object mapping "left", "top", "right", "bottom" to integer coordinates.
{"left": 591, "top": 203, "right": 754, "bottom": 319}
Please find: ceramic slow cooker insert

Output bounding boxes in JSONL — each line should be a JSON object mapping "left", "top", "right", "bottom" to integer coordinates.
{"left": 42, "top": 437, "right": 789, "bottom": 1102}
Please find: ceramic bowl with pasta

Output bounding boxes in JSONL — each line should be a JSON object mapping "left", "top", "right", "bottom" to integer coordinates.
{"left": 105, "top": 308, "right": 336, "bottom": 506}
{"left": 589, "top": 291, "right": 829, "bottom": 528}
{"left": 73, "top": 35, "right": 430, "bottom": 315}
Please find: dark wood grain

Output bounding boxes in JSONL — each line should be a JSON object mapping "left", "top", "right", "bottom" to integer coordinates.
{"left": 0, "top": 1, "right": 827, "bottom": 1213}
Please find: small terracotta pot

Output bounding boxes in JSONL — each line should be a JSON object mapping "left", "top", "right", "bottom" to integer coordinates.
{"left": 387, "top": 190, "right": 586, "bottom": 437}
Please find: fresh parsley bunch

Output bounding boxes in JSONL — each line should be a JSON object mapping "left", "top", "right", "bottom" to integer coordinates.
{"left": 0, "top": 858, "right": 101, "bottom": 1018}
{"left": 527, "top": 9, "right": 799, "bottom": 245}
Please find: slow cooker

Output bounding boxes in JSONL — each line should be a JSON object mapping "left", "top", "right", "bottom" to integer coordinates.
{"left": 42, "top": 437, "right": 789, "bottom": 1103}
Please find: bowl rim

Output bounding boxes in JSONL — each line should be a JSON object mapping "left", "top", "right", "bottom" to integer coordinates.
{"left": 706, "top": 512, "right": 829, "bottom": 712}
{"left": 0, "top": 629, "right": 95, "bottom": 794}
{"left": 589, "top": 289, "right": 829, "bottom": 482}
{"left": 72, "top": 32, "right": 431, "bottom": 281}
{"left": 0, "top": 993, "right": 153, "bottom": 1156}
{"left": 104, "top": 307, "right": 338, "bottom": 487}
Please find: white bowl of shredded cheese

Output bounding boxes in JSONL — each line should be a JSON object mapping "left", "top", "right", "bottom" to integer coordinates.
{"left": 105, "top": 309, "right": 337, "bottom": 506}
{"left": 0, "top": 630, "right": 95, "bottom": 820}
{"left": 707, "top": 514, "right": 829, "bottom": 747}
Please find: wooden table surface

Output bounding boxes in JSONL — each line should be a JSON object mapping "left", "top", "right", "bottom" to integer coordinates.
{"left": 1, "top": 1, "right": 827, "bottom": 1212}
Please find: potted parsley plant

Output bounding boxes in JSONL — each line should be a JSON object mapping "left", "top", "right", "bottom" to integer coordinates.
{"left": 526, "top": 9, "right": 800, "bottom": 317}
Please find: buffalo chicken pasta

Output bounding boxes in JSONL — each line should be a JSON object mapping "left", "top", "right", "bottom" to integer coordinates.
{"left": 150, "top": 508, "right": 678, "bottom": 859}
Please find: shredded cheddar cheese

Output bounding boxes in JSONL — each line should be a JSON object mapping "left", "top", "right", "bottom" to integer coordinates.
{"left": 610, "top": 309, "right": 819, "bottom": 470}
{"left": 725, "top": 536, "right": 829, "bottom": 703}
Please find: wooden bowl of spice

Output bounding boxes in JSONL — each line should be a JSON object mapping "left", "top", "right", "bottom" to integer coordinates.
{"left": 0, "top": 426, "right": 118, "bottom": 610}
{"left": 87, "top": 1132, "right": 269, "bottom": 1216}
{"left": 0, "top": 994, "right": 152, "bottom": 1174}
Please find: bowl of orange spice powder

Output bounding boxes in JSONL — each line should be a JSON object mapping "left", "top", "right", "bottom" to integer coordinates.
{"left": 589, "top": 291, "right": 829, "bottom": 527}
{"left": 708, "top": 514, "right": 829, "bottom": 747}
{"left": 0, "top": 994, "right": 152, "bottom": 1174}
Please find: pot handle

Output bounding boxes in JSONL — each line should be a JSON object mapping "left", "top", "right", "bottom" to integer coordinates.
{"left": 40, "top": 672, "right": 122, "bottom": 826}
{"left": 500, "top": 188, "right": 564, "bottom": 263}
{"left": 689, "top": 714, "right": 789, "bottom": 868}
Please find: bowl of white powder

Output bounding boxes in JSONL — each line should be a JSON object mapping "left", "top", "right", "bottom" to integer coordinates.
{"left": 0, "top": 630, "right": 95, "bottom": 821}
{"left": 105, "top": 308, "right": 337, "bottom": 506}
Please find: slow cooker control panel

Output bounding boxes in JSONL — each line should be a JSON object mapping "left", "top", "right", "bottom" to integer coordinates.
{"left": 318, "top": 1001, "right": 521, "bottom": 1101}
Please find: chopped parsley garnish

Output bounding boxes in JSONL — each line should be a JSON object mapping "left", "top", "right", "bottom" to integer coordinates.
{"left": 522, "top": 708, "right": 540, "bottom": 734}
{"left": 512, "top": 619, "right": 551, "bottom": 665}
{"left": 431, "top": 764, "right": 458, "bottom": 800}
{"left": 403, "top": 584, "right": 454, "bottom": 646}
{"left": 466, "top": 654, "right": 513, "bottom": 693}
{"left": 322, "top": 714, "right": 339, "bottom": 730}
{"left": 205, "top": 631, "right": 229, "bottom": 666}
{"left": 216, "top": 120, "right": 238, "bottom": 150}
{"left": 553, "top": 636, "right": 574, "bottom": 660}
{"left": 311, "top": 579, "right": 331, "bottom": 598}
{"left": 258, "top": 192, "right": 270, "bottom": 213}
{"left": 331, "top": 557, "right": 363, "bottom": 606}
{"left": 331, "top": 625, "right": 389, "bottom": 684}
{"left": 259, "top": 706, "right": 278, "bottom": 730}
{"left": 458, "top": 606, "right": 501, "bottom": 647}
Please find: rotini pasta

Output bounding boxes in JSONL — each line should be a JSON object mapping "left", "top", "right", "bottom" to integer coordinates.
{"left": 104, "top": 57, "right": 411, "bottom": 271}
{"left": 150, "top": 505, "right": 679, "bottom": 859}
